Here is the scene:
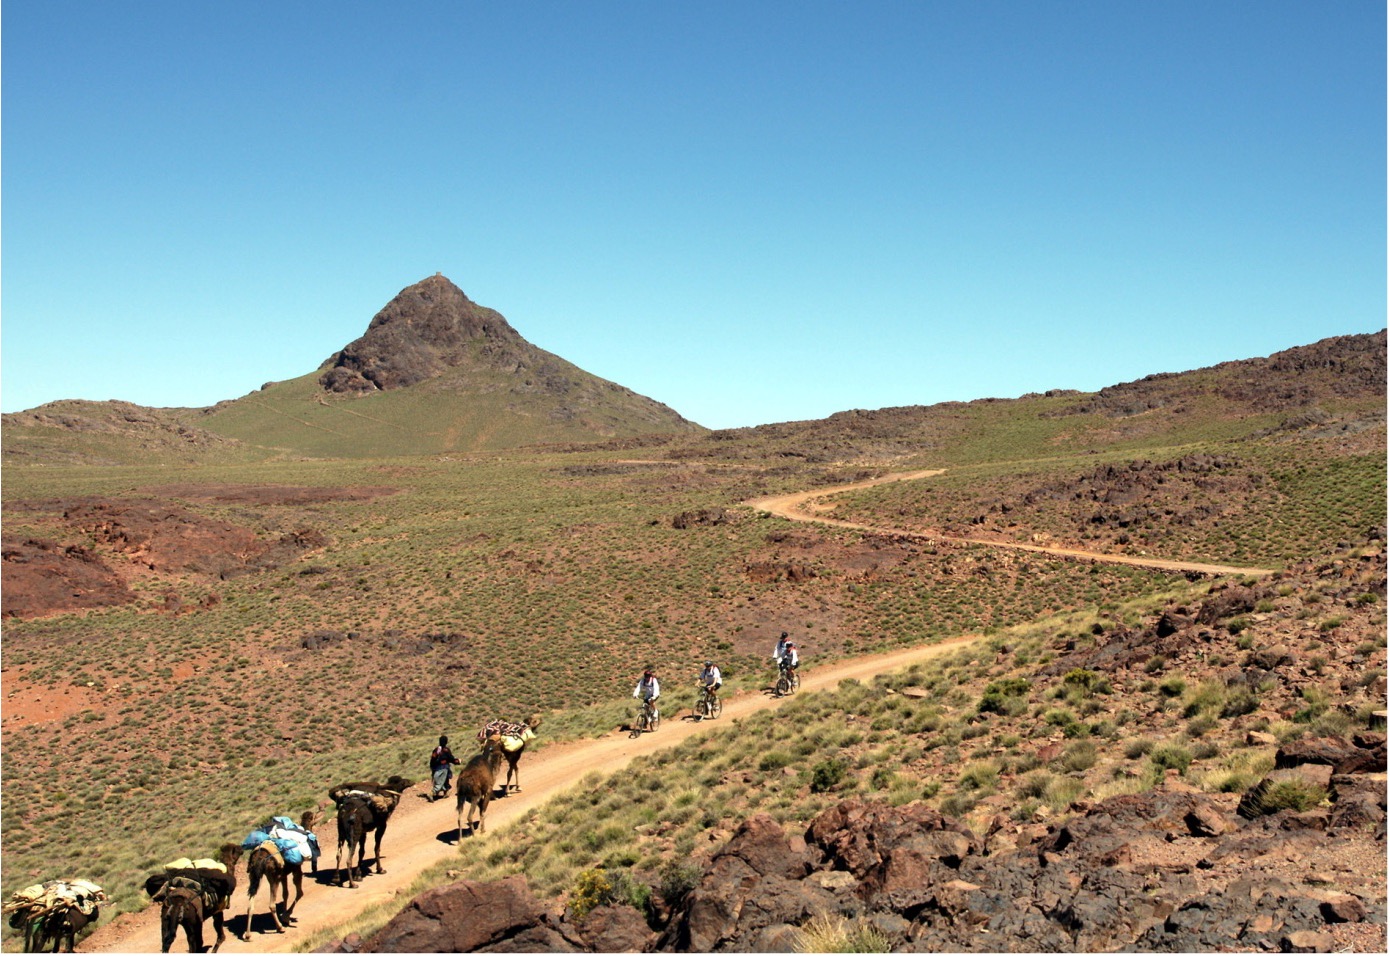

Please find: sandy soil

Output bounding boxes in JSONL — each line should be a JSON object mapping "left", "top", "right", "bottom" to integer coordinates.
{"left": 81, "top": 637, "right": 978, "bottom": 953}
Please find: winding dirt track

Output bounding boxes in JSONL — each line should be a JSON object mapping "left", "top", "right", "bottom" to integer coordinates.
{"left": 85, "top": 467, "right": 1272, "bottom": 953}
{"left": 745, "top": 468, "right": 1279, "bottom": 578}
{"left": 84, "top": 638, "right": 979, "bottom": 954}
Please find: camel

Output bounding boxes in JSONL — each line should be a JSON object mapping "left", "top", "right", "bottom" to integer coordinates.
{"left": 328, "top": 776, "right": 410, "bottom": 888}
{"left": 4, "top": 880, "right": 107, "bottom": 953}
{"left": 143, "top": 843, "right": 242, "bottom": 953}
{"left": 499, "top": 715, "right": 542, "bottom": 794}
{"left": 239, "top": 811, "right": 319, "bottom": 939}
{"left": 456, "top": 734, "right": 504, "bottom": 840}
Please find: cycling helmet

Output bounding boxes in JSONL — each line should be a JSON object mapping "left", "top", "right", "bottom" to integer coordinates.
{"left": 787, "top": 642, "right": 797, "bottom": 648}
{"left": 704, "top": 660, "right": 713, "bottom": 666}
{"left": 643, "top": 669, "right": 654, "bottom": 677}
{"left": 780, "top": 631, "right": 789, "bottom": 638}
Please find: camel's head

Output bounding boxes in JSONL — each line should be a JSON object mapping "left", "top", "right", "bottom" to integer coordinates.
{"left": 300, "top": 809, "right": 321, "bottom": 832}
{"left": 218, "top": 843, "right": 243, "bottom": 868}
{"left": 384, "top": 775, "right": 414, "bottom": 794}
{"left": 527, "top": 714, "right": 543, "bottom": 730}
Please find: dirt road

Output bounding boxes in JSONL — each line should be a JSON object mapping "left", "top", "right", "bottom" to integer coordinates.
{"left": 84, "top": 467, "right": 1270, "bottom": 952}
{"left": 745, "top": 468, "right": 1279, "bottom": 578}
{"left": 83, "top": 637, "right": 977, "bottom": 953}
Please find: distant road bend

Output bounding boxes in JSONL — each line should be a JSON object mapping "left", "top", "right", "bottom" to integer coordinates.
{"left": 744, "top": 468, "right": 1279, "bottom": 578}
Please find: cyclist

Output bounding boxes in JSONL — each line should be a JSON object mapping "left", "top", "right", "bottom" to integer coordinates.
{"left": 632, "top": 669, "right": 661, "bottom": 724}
{"left": 772, "top": 631, "right": 791, "bottom": 664}
{"left": 778, "top": 642, "right": 800, "bottom": 685}
{"left": 698, "top": 660, "right": 722, "bottom": 703}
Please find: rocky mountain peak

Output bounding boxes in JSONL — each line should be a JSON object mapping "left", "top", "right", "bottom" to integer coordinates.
{"left": 320, "top": 274, "right": 525, "bottom": 393}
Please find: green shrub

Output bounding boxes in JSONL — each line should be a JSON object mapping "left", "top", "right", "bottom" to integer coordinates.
{"left": 1123, "top": 737, "right": 1155, "bottom": 759}
{"left": 1149, "top": 742, "right": 1193, "bottom": 774}
{"left": 759, "top": 751, "right": 794, "bottom": 772}
{"left": 1220, "top": 688, "right": 1260, "bottom": 718}
{"left": 1053, "top": 741, "right": 1098, "bottom": 773}
{"left": 1062, "top": 668, "right": 1111, "bottom": 695}
{"left": 1158, "top": 676, "right": 1186, "bottom": 698}
{"left": 810, "top": 758, "right": 848, "bottom": 793}
{"left": 958, "top": 761, "right": 1000, "bottom": 792}
{"left": 1244, "top": 778, "right": 1328, "bottom": 817}
{"left": 978, "top": 677, "right": 1031, "bottom": 714}
{"left": 568, "top": 868, "right": 613, "bottom": 921}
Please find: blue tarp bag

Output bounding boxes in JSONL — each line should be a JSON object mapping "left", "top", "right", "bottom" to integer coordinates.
{"left": 272, "top": 838, "right": 304, "bottom": 865}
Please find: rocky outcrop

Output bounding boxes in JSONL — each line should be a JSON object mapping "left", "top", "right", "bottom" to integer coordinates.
{"left": 649, "top": 791, "right": 1384, "bottom": 953}
{"left": 320, "top": 274, "right": 524, "bottom": 393}
{"left": 323, "top": 777, "right": 1384, "bottom": 954}
{"left": 1, "top": 536, "right": 132, "bottom": 618}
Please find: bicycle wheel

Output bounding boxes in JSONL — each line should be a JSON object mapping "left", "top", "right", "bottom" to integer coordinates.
{"left": 650, "top": 709, "right": 660, "bottom": 731}
{"left": 710, "top": 697, "right": 723, "bottom": 718}
{"left": 790, "top": 671, "right": 801, "bottom": 693}
{"left": 775, "top": 676, "right": 790, "bottom": 697}
{"left": 695, "top": 699, "right": 709, "bottom": 719}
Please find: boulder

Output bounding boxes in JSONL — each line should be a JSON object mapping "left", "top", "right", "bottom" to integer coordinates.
{"left": 1281, "top": 929, "right": 1335, "bottom": 952}
{"left": 574, "top": 905, "right": 654, "bottom": 953}
{"left": 362, "top": 876, "right": 549, "bottom": 952}
{"left": 1276, "top": 736, "right": 1387, "bottom": 775}
{"left": 805, "top": 800, "right": 980, "bottom": 913}
{"left": 657, "top": 814, "right": 836, "bottom": 952}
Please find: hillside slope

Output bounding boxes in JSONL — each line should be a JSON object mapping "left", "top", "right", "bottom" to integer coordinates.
{"left": 1, "top": 274, "right": 704, "bottom": 462}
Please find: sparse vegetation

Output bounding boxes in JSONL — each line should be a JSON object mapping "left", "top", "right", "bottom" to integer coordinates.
{"left": 1, "top": 330, "right": 1385, "bottom": 951}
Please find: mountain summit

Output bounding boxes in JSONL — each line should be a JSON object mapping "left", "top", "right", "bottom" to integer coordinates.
{"left": 183, "top": 274, "right": 704, "bottom": 457}
{"left": 320, "top": 274, "right": 525, "bottom": 393}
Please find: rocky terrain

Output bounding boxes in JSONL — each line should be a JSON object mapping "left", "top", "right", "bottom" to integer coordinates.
{"left": 1, "top": 486, "right": 392, "bottom": 619}
{"left": 1, "top": 309, "right": 1382, "bottom": 952}
{"left": 325, "top": 538, "right": 1387, "bottom": 954}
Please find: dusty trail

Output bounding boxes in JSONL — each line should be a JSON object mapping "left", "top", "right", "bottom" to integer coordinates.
{"left": 85, "top": 467, "right": 1271, "bottom": 953}
{"left": 745, "top": 468, "right": 1279, "bottom": 578}
{"left": 83, "top": 638, "right": 977, "bottom": 954}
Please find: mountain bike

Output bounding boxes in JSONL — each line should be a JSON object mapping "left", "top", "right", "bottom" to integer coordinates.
{"left": 632, "top": 698, "right": 659, "bottom": 737}
{"left": 774, "top": 663, "right": 801, "bottom": 697}
{"left": 695, "top": 684, "right": 723, "bottom": 720}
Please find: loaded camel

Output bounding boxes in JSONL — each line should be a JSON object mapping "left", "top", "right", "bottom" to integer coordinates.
{"left": 3, "top": 880, "right": 107, "bottom": 953}
{"left": 328, "top": 776, "right": 411, "bottom": 888}
{"left": 456, "top": 734, "right": 504, "bottom": 840}
{"left": 499, "top": 715, "right": 542, "bottom": 793}
{"left": 142, "top": 843, "right": 243, "bottom": 953}
{"left": 240, "top": 811, "right": 320, "bottom": 940}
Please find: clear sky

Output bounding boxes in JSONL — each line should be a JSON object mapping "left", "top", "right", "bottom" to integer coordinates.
{"left": 2, "top": 1, "right": 1385, "bottom": 429}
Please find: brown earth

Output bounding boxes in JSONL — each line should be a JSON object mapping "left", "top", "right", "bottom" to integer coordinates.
{"left": 1, "top": 486, "right": 395, "bottom": 620}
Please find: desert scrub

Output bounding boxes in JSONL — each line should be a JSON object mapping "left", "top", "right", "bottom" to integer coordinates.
{"left": 1052, "top": 741, "right": 1098, "bottom": 773}
{"left": 1238, "top": 777, "right": 1329, "bottom": 818}
{"left": 977, "top": 677, "right": 1031, "bottom": 715}
{"left": 793, "top": 913, "right": 892, "bottom": 953}
{"left": 810, "top": 757, "right": 850, "bottom": 793}
{"left": 957, "top": 760, "right": 1000, "bottom": 792}
{"left": 1148, "top": 741, "right": 1193, "bottom": 775}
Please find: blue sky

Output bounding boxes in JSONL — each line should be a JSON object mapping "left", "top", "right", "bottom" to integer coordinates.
{"left": 2, "top": 1, "right": 1384, "bottom": 428}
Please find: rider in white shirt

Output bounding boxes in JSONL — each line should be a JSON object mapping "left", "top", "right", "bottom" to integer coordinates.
{"left": 773, "top": 631, "right": 790, "bottom": 663}
{"left": 633, "top": 669, "right": 661, "bottom": 721}
{"left": 699, "top": 660, "right": 722, "bottom": 700}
